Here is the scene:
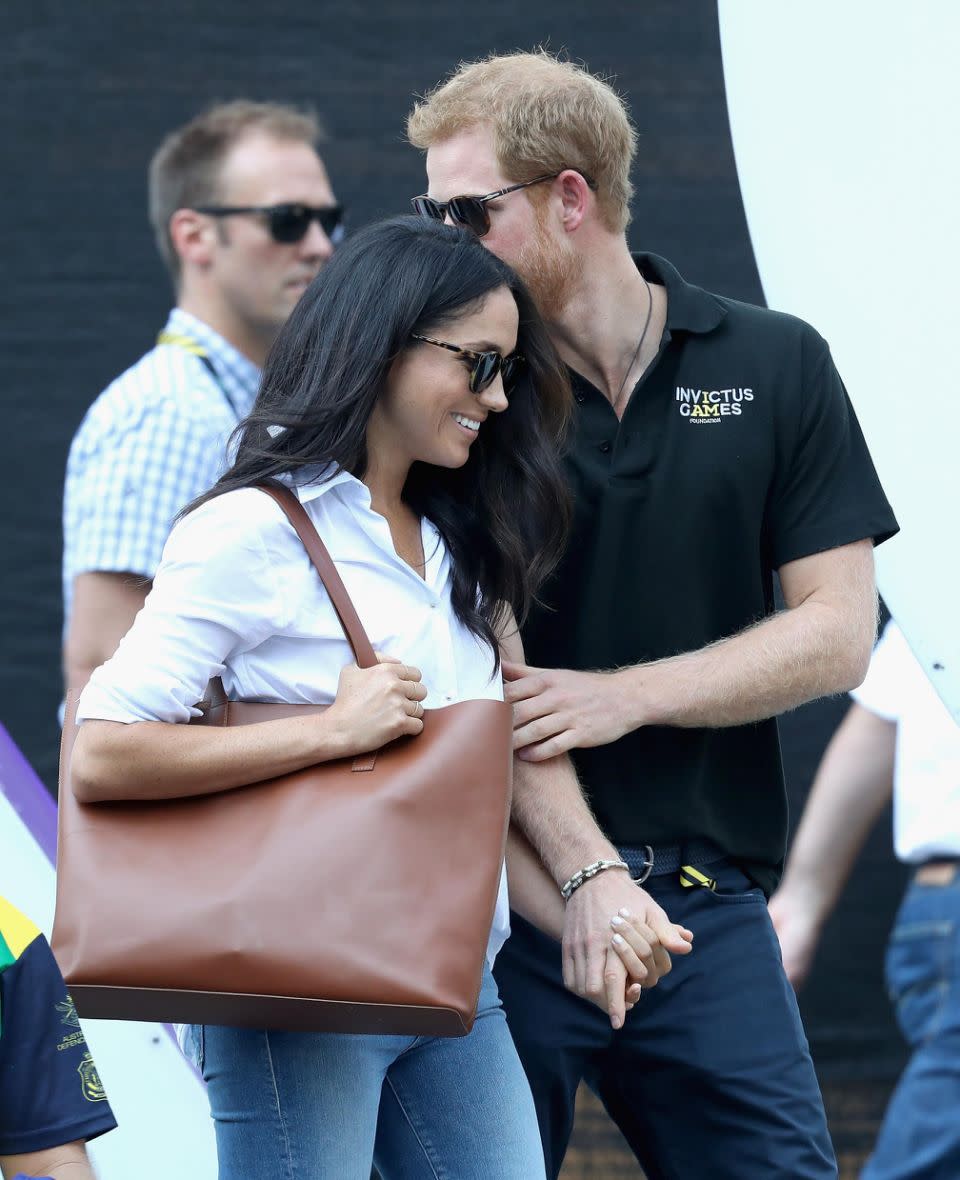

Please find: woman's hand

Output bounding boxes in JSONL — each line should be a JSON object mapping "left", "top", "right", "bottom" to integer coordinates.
{"left": 606, "top": 911, "right": 694, "bottom": 1024}
{"left": 595, "top": 912, "right": 694, "bottom": 1028}
{"left": 325, "top": 654, "right": 428, "bottom": 755}
{"left": 73, "top": 654, "right": 428, "bottom": 804}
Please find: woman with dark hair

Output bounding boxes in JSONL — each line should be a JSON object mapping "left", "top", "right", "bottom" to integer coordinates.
{"left": 69, "top": 217, "right": 641, "bottom": 1178}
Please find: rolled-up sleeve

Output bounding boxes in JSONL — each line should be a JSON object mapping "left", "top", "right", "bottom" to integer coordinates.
{"left": 76, "top": 492, "right": 287, "bottom": 725}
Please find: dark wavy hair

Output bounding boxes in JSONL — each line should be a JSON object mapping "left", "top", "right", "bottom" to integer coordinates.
{"left": 190, "top": 216, "right": 571, "bottom": 660}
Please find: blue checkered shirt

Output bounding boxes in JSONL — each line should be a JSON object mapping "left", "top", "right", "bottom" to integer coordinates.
{"left": 62, "top": 309, "right": 260, "bottom": 626}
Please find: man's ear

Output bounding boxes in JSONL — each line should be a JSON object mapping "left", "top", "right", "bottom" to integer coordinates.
{"left": 169, "top": 208, "right": 219, "bottom": 272}
{"left": 556, "top": 169, "right": 592, "bottom": 233}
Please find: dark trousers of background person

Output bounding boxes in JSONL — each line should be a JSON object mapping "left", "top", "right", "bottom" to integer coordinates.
{"left": 494, "top": 858, "right": 838, "bottom": 1180}
{"left": 861, "top": 870, "right": 960, "bottom": 1180}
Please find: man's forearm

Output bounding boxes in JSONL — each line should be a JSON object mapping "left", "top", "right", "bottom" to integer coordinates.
{"left": 64, "top": 570, "right": 150, "bottom": 698}
{"left": 510, "top": 752, "right": 619, "bottom": 885}
{"left": 618, "top": 539, "right": 877, "bottom": 731}
{"left": 779, "top": 703, "right": 896, "bottom": 921}
{"left": 624, "top": 596, "right": 875, "bottom": 731}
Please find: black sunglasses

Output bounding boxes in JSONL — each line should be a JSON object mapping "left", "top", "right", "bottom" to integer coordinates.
{"left": 410, "top": 173, "right": 560, "bottom": 237}
{"left": 411, "top": 334, "right": 525, "bottom": 394}
{"left": 194, "top": 202, "right": 346, "bottom": 245}
{"left": 411, "top": 169, "right": 597, "bottom": 237}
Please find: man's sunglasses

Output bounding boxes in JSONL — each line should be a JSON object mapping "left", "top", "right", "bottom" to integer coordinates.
{"left": 411, "top": 169, "right": 597, "bottom": 237}
{"left": 410, "top": 173, "right": 560, "bottom": 237}
{"left": 411, "top": 334, "right": 525, "bottom": 394}
{"left": 194, "top": 203, "right": 347, "bottom": 245}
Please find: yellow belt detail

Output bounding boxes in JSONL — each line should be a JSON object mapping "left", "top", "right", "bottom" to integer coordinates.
{"left": 680, "top": 865, "right": 717, "bottom": 891}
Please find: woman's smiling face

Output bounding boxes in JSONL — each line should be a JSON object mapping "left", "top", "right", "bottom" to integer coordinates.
{"left": 367, "top": 285, "right": 518, "bottom": 474}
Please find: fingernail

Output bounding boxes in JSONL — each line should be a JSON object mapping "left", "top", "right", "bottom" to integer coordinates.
{"left": 611, "top": 1015, "right": 622, "bottom": 1029}
{"left": 610, "top": 915, "right": 625, "bottom": 927}
{"left": 612, "top": 934, "right": 625, "bottom": 946}
{"left": 618, "top": 908, "right": 632, "bottom": 918}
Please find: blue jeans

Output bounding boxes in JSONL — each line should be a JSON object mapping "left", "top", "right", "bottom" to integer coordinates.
{"left": 862, "top": 871, "right": 960, "bottom": 1179}
{"left": 188, "top": 965, "right": 545, "bottom": 1179}
{"left": 495, "top": 859, "right": 837, "bottom": 1179}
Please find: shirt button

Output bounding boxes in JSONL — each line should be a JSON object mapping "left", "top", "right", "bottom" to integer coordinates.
{"left": 598, "top": 440, "right": 612, "bottom": 454}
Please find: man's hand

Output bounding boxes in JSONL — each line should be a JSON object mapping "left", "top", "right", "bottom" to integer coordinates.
{"left": 504, "top": 661, "right": 636, "bottom": 761}
{"left": 767, "top": 885, "right": 822, "bottom": 990}
{"left": 563, "top": 871, "right": 693, "bottom": 1027}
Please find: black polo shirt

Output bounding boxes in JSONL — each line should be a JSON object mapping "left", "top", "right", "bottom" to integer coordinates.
{"left": 522, "top": 253, "right": 898, "bottom": 895}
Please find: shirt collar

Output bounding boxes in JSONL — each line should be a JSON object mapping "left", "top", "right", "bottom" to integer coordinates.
{"left": 165, "top": 307, "right": 261, "bottom": 409}
{"left": 633, "top": 252, "right": 727, "bottom": 335}
{"left": 287, "top": 464, "right": 368, "bottom": 505}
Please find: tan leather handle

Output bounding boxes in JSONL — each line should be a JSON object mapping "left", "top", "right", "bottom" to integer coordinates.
{"left": 257, "top": 483, "right": 378, "bottom": 670}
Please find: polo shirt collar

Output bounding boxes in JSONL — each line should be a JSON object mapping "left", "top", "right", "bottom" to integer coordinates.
{"left": 634, "top": 252, "right": 727, "bottom": 335}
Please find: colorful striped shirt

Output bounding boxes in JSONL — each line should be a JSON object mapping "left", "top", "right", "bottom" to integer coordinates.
{"left": 0, "top": 896, "right": 116, "bottom": 1153}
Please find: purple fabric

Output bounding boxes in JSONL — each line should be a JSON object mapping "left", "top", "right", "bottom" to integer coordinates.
{"left": 0, "top": 722, "right": 58, "bottom": 864}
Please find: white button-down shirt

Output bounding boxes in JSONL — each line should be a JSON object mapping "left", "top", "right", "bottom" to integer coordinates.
{"left": 62, "top": 308, "right": 260, "bottom": 627}
{"left": 77, "top": 468, "right": 510, "bottom": 962}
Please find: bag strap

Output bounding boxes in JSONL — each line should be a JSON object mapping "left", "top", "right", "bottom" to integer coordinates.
{"left": 256, "top": 483, "right": 378, "bottom": 670}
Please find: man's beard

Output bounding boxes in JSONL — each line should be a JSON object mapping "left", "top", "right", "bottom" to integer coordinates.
{"left": 514, "top": 216, "right": 583, "bottom": 321}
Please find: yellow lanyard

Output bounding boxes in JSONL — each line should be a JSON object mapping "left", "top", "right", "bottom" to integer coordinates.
{"left": 157, "top": 330, "right": 240, "bottom": 418}
{"left": 157, "top": 329, "right": 209, "bottom": 358}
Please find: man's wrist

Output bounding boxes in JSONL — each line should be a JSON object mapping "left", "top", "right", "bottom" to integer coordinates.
{"left": 560, "top": 858, "right": 630, "bottom": 900}
{"left": 549, "top": 837, "right": 622, "bottom": 886}
{"left": 617, "top": 663, "right": 665, "bottom": 729}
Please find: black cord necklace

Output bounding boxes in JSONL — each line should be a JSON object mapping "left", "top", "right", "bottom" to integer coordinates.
{"left": 613, "top": 273, "right": 653, "bottom": 410}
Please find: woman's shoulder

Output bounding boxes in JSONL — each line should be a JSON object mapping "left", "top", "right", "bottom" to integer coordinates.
{"left": 164, "top": 488, "right": 295, "bottom": 562}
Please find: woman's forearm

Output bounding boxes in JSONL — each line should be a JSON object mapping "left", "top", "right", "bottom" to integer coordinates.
{"left": 70, "top": 713, "right": 349, "bottom": 804}
{"left": 505, "top": 824, "right": 566, "bottom": 941}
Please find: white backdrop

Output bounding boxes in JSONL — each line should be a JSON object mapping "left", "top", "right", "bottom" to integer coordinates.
{"left": 719, "top": 0, "right": 960, "bottom": 716}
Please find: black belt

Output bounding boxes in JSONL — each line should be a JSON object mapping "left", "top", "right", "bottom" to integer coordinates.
{"left": 619, "top": 838, "right": 727, "bottom": 883}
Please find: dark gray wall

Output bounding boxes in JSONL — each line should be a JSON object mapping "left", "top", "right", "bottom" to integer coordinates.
{"left": 1, "top": 0, "right": 904, "bottom": 1074}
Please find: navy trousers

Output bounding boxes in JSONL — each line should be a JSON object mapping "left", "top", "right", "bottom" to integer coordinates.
{"left": 494, "top": 860, "right": 838, "bottom": 1179}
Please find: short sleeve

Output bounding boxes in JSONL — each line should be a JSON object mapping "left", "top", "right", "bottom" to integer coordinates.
{"left": 0, "top": 901, "right": 116, "bottom": 1153}
{"left": 63, "top": 396, "right": 235, "bottom": 583}
{"left": 76, "top": 491, "right": 288, "bottom": 725}
{"left": 766, "top": 333, "right": 899, "bottom": 568}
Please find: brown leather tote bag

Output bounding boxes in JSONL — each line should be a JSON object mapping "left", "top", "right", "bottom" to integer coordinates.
{"left": 52, "top": 484, "right": 513, "bottom": 1036}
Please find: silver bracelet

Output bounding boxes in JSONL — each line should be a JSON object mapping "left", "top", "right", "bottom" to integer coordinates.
{"left": 560, "top": 858, "right": 631, "bottom": 901}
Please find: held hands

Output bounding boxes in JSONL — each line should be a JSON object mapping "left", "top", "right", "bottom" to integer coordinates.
{"left": 565, "top": 871, "right": 694, "bottom": 1029}
{"left": 503, "top": 661, "right": 637, "bottom": 762}
{"left": 326, "top": 654, "right": 428, "bottom": 755}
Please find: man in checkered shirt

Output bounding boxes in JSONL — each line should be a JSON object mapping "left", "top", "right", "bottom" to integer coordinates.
{"left": 63, "top": 101, "right": 344, "bottom": 702}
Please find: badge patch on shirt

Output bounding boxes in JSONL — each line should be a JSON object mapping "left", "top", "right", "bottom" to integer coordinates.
{"left": 57, "top": 995, "right": 81, "bottom": 1029}
{"left": 675, "top": 385, "right": 754, "bottom": 422}
{"left": 56, "top": 993, "right": 87, "bottom": 1054}
{"left": 78, "top": 1052, "right": 108, "bottom": 1102}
